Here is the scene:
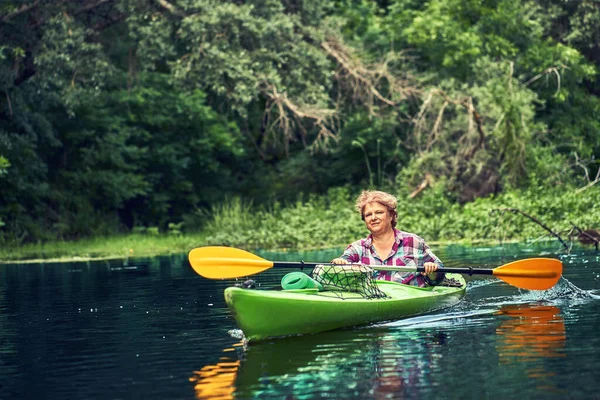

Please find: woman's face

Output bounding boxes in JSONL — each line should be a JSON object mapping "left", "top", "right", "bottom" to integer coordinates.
{"left": 363, "top": 202, "right": 393, "bottom": 234}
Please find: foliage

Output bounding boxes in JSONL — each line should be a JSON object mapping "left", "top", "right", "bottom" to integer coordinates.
{"left": 0, "top": 156, "right": 8, "bottom": 174}
{"left": 0, "top": 155, "right": 7, "bottom": 227}
{"left": 202, "top": 187, "right": 363, "bottom": 249}
{"left": 199, "top": 185, "right": 600, "bottom": 250}
{"left": 383, "top": 0, "right": 599, "bottom": 200}
{"left": 2, "top": 184, "right": 598, "bottom": 260}
{"left": 0, "top": 70, "right": 243, "bottom": 242}
{"left": 0, "top": 0, "right": 599, "bottom": 249}
{"left": 336, "top": 0, "right": 597, "bottom": 202}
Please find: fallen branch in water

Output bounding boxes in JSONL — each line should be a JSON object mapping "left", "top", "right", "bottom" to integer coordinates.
{"left": 568, "top": 225, "right": 600, "bottom": 251}
{"left": 491, "top": 207, "right": 570, "bottom": 252}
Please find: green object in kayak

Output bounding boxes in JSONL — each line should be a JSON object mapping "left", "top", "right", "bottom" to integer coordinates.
{"left": 225, "top": 273, "right": 466, "bottom": 342}
{"left": 281, "top": 272, "right": 324, "bottom": 291}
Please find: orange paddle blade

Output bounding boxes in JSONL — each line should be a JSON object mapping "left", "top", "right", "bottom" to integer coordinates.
{"left": 492, "top": 258, "right": 562, "bottom": 290}
{"left": 188, "top": 246, "right": 274, "bottom": 279}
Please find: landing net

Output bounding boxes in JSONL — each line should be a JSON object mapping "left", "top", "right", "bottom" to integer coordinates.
{"left": 311, "top": 264, "right": 389, "bottom": 299}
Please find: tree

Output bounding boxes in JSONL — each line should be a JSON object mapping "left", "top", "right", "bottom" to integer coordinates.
{"left": 383, "top": 0, "right": 598, "bottom": 200}
{"left": 1, "top": 0, "right": 599, "bottom": 243}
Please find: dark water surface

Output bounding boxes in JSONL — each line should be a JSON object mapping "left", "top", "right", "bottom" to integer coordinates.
{"left": 1, "top": 244, "right": 599, "bottom": 399}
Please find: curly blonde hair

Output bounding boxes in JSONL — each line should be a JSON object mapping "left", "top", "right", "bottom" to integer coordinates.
{"left": 355, "top": 190, "right": 398, "bottom": 228}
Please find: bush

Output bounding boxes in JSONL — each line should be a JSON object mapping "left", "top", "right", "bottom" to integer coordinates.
{"left": 198, "top": 185, "right": 600, "bottom": 249}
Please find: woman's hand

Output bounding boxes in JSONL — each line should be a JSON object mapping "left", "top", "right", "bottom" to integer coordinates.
{"left": 422, "top": 262, "right": 438, "bottom": 275}
{"left": 331, "top": 258, "right": 349, "bottom": 265}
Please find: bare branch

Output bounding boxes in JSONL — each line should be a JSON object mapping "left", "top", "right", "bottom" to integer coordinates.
{"left": 491, "top": 207, "right": 570, "bottom": 251}
{"left": 573, "top": 152, "right": 590, "bottom": 181}
{"left": 573, "top": 153, "right": 600, "bottom": 193}
{"left": 575, "top": 171, "right": 600, "bottom": 194}
{"left": 523, "top": 65, "right": 564, "bottom": 96}
{"left": 74, "top": 0, "right": 113, "bottom": 15}
{"left": 412, "top": 89, "right": 487, "bottom": 162}
{"left": 426, "top": 100, "right": 448, "bottom": 152}
{"left": 1, "top": 1, "right": 42, "bottom": 23}
{"left": 155, "top": 0, "right": 185, "bottom": 17}
{"left": 322, "top": 41, "right": 392, "bottom": 115}
{"left": 261, "top": 83, "right": 338, "bottom": 154}
{"left": 409, "top": 173, "right": 433, "bottom": 198}
{"left": 321, "top": 37, "right": 418, "bottom": 116}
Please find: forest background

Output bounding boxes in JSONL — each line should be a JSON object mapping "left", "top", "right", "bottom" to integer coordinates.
{"left": 1, "top": 0, "right": 599, "bottom": 261}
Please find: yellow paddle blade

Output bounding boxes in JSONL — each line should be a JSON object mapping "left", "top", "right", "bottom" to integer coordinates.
{"left": 188, "top": 246, "right": 274, "bottom": 279}
{"left": 492, "top": 258, "right": 562, "bottom": 290}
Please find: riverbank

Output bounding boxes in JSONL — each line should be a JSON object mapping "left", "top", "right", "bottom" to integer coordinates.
{"left": 2, "top": 185, "right": 597, "bottom": 264}
{"left": 0, "top": 232, "right": 523, "bottom": 264}
{"left": 0, "top": 233, "right": 208, "bottom": 264}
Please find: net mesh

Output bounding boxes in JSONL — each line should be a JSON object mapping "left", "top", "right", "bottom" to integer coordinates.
{"left": 311, "top": 264, "right": 389, "bottom": 299}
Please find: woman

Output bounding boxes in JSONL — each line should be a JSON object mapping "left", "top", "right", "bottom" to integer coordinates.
{"left": 332, "top": 190, "right": 444, "bottom": 287}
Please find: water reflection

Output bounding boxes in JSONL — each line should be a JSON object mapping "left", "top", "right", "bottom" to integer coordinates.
{"left": 191, "top": 303, "right": 571, "bottom": 399}
{"left": 190, "top": 341, "right": 244, "bottom": 399}
{"left": 230, "top": 331, "right": 380, "bottom": 398}
{"left": 202, "top": 329, "right": 452, "bottom": 399}
{"left": 495, "top": 303, "right": 566, "bottom": 394}
{"left": 496, "top": 304, "right": 566, "bottom": 360}
{"left": 370, "top": 330, "right": 449, "bottom": 400}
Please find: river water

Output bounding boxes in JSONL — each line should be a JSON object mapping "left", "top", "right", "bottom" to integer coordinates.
{"left": 0, "top": 243, "right": 598, "bottom": 399}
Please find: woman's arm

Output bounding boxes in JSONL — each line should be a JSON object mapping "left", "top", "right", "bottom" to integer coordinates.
{"left": 332, "top": 243, "right": 361, "bottom": 264}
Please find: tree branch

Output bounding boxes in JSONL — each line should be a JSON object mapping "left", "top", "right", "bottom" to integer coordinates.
{"left": 1, "top": 1, "right": 42, "bottom": 23}
{"left": 492, "top": 207, "right": 570, "bottom": 251}
{"left": 573, "top": 153, "right": 600, "bottom": 194}
{"left": 155, "top": 0, "right": 185, "bottom": 17}
{"left": 321, "top": 37, "right": 417, "bottom": 116}
{"left": 261, "top": 83, "right": 338, "bottom": 153}
{"left": 570, "top": 224, "right": 599, "bottom": 250}
{"left": 409, "top": 173, "right": 433, "bottom": 198}
{"left": 74, "top": 0, "right": 114, "bottom": 15}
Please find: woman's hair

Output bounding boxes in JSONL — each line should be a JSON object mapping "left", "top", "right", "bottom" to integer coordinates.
{"left": 355, "top": 190, "right": 398, "bottom": 228}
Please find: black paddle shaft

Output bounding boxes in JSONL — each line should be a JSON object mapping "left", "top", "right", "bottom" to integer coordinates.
{"left": 273, "top": 261, "right": 322, "bottom": 270}
{"left": 272, "top": 261, "right": 494, "bottom": 276}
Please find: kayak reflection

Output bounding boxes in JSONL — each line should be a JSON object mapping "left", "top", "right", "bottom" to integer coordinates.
{"left": 232, "top": 328, "right": 447, "bottom": 399}
{"left": 189, "top": 303, "right": 568, "bottom": 398}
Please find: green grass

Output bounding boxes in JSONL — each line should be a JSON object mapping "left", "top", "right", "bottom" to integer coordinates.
{"left": 0, "top": 233, "right": 208, "bottom": 263}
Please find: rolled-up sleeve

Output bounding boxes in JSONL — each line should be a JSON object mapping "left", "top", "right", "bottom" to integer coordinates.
{"left": 422, "top": 242, "right": 445, "bottom": 284}
{"left": 422, "top": 242, "right": 443, "bottom": 267}
{"left": 340, "top": 243, "right": 361, "bottom": 263}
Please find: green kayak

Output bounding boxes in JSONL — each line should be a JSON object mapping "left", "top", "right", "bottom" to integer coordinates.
{"left": 224, "top": 273, "right": 466, "bottom": 342}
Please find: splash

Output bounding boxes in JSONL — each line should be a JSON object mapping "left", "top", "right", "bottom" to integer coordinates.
{"left": 466, "top": 279, "right": 498, "bottom": 289}
{"left": 520, "top": 277, "right": 600, "bottom": 302}
{"left": 228, "top": 329, "right": 245, "bottom": 340}
{"left": 382, "top": 309, "right": 497, "bottom": 329}
{"left": 382, "top": 275, "right": 599, "bottom": 331}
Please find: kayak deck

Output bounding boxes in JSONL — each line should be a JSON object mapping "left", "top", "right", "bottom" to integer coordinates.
{"left": 224, "top": 273, "right": 466, "bottom": 342}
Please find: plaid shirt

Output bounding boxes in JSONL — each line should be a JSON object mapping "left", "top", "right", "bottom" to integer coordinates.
{"left": 340, "top": 228, "right": 444, "bottom": 287}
